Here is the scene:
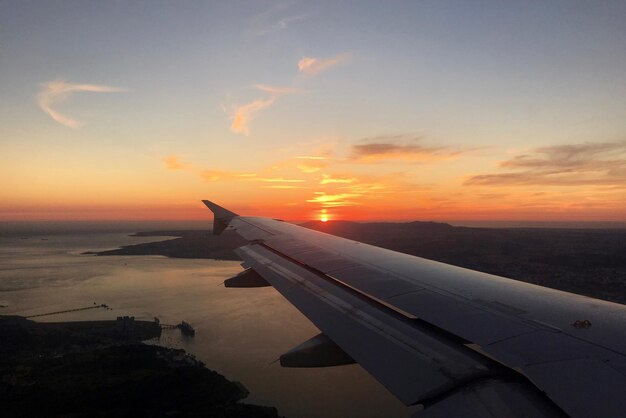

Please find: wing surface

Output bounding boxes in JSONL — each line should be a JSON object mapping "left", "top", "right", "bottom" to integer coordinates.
{"left": 203, "top": 200, "right": 626, "bottom": 417}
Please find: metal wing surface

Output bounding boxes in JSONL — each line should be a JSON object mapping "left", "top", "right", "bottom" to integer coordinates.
{"left": 203, "top": 200, "right": 626, "bottom": 417}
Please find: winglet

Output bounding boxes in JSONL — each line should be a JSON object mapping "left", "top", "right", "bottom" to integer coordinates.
{"left": 202, "top": 200, "right": 239, "bottom": 235}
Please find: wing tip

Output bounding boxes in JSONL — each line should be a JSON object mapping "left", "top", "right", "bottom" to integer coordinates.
{"left": 201, "top": 200, "right": 239, "bottom": 235}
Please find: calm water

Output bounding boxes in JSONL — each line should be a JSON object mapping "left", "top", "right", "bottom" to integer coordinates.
{"left": 0, "top": 229, "right": 409, "bottom": 418}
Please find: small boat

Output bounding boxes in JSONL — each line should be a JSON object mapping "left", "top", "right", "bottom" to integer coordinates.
{"left": 178, "top": 321, "right": 195, "bottom": 336}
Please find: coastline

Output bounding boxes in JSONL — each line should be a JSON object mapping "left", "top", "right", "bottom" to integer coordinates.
{"left": 86, "top": 222, "right": 626, "bottom": 304}
{"left": 83, "top": 230, "right": 246, "bottom": 260}
{"left": 0, "top": 315, "right": 280, "bottom": 417}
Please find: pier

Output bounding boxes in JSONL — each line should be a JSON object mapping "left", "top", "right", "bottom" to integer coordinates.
{"left": 25, "top": 303, "right": 110, "bottom": 318}
{"left": 160, "top": 320, "right": 195, "bottom": 336}
{"left": 22, "top": 305, "right": 194, "bottom": 337}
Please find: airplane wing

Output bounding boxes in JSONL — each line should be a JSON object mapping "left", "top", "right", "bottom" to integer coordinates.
{"left": 203, "top": 200, "right": 626, "bottom": 417}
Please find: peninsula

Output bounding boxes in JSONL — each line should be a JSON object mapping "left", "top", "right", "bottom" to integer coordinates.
{"left": 88, "top": 221, "right": 626, "bottom": 304}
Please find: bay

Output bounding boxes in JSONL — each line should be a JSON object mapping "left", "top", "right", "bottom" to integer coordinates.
{"left": 0, "top": 230, "right": 409, "bottom": 418}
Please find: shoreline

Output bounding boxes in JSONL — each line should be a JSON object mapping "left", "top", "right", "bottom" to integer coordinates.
{"left": 85, "top": 222, "right": 626, "bottom": 304}
{"left": 83, "top": 230, "right": 246, "bottom": 260}
{"left": 0, "top": 315, "right": 281, "bottom": 417}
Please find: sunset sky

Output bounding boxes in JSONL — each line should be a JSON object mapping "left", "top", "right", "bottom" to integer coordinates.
{"left": 1, "top": 1, "right": 625, "bottom": 222}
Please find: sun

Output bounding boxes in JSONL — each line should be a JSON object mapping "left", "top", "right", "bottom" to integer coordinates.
{"left": 319, "top": 209, "right": 330, "bottom": 222}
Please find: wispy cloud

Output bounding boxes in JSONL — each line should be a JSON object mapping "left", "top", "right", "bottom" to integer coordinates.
{"left": 161, "top": 155, "right": 308, "bottom": 186}
{"left": 253, "top": 84, "right": 302, "bottom": 95}
{"left": 296, "top": 156, "right": 329, "bottom": 173}
{"left": 257, "top": 178, "right": 305, "bottom": 183}
{"left": 465, "top": 141, "right": 626, "bottom": 187}
{"left": 224, "top": 51, "right": 350, "bottom": 135}
{"left": 160, "top": 155, "right": 256, "bottom": 182}
{"left": 162, "top": 155, "right": 190, "bottom": 170}
{"left": 350, "top": 135, "right": 465, "bottom": 163}
{"left": 254, "top": 14, "right": 308, "bottom": 36}
{"left": 37, "top": 80, "right": 125, "bottom": 128}
{"left": 306, "top": 192, "right": 361, "bottom": 207}
{"left": 264, "top": 185, "right": 306, "bottom": 189}
{"left": 304, "top": 170, "right": 423, "bottom": 212}
{"left": 319, "top": 174, "right": 354, "bottom": 184}
{"left": 160, "top": 153, "right": 432, "bottom": 216}
{"left": 198, "top": 170, "right": 257, "bottom": 182}
{"left": 198, "top": 169, "right": 238, "bottom": 182}
{"left": 224, "top": 84, "right": 299, "bottom": 135}
{"left": 249, "top": 2, "right": 307, "bottom": 36}
{"left": 224, "top": 97, "right": 277, "bottom": 135}
{"left": 298, "top": 53, "right": 350, "bottom": 76}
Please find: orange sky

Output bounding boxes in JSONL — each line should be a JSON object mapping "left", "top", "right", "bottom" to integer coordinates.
{"left": 1, "top": 3, "right": 625, "bottom": 223}
{"left": 3, "top": 143, "right": 624, "bottom": 222}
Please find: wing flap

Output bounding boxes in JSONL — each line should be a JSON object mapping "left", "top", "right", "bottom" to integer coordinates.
{"left": 236, "top": 243, "right": 496, "bottom": 405}
{"left": 416, "top": 379, "right": 565, "bottom": 418}
{"left": 524, "top": 358, "right": 626, "bottom": 417}
{"left": 387, "top": 290, "right": 539, "bottom": 346}
{"left": 329, "top": 265, "right": 425, "bottom": 299}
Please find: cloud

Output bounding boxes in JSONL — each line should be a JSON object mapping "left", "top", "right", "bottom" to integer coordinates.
{"left": 298, "top": 53, "right": 350, "bottom": 76}
{"left": 199, "top": 172, "right": 306, "bottom": 184}
{"left": 198, "top": 169, "right": 232, "bottom": 182}
{"left": 249, "top": 2, "right": 307, "bottom": 36}
{"left": 160, "top": 155, "right": 257, "bottom": 182}
{"left": 223, "top": 51, "right": 350, "bottom": 135}
{"left": 264, "top": 185, "right": 306, "bottom": 189}
{"left": 38, "top": 80, "right": 125, "bottom": 128}
{"left": 350, "top": 135, "right": 462, "bottom": 163}
{"left": 254, "top": 14, "right": 308, "bottom": 36}
{"left": 253, "top": 84, "right": 301, "bottom": 95}
{"left": 200, "top": 171, "right": 259, "bottom": 182}
{"left": 319, "top": 174, "right": 354, "bottom": 184}
{"left": 225, "top": 96, "right": 277, "bottom": 135}
{"left": 296, "top": 156, "right": 329, "bottom": 173}
{"left": 199, "top": 170, "right": 258, "bottom": 182}
{"left": 160, "top": 155, "right": 308, "bottom": 185}
{"left": 465, "top": 141, "right": 626, "bottom": 187}
{"left": 258, "top": 178, "right": 305, "bottom": 183}
{"left": 306, "top": 192, "right": 361, "bottom": 207}
{"left": 304, "top": 171, "right": 423, "bottom": 211}
{"left": 162, "top": 155, "right": 189, "bottom": 170}
{"left": 224, "top": 84, "right": 300, "bottom": 135}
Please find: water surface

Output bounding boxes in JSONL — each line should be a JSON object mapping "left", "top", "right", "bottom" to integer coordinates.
{"left": 0, "top": 230, "right": 409, "bottom": 418}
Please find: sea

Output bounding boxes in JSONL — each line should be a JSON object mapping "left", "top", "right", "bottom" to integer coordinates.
{"left": 0, "top": 221, "right": 410, "bottom": 418}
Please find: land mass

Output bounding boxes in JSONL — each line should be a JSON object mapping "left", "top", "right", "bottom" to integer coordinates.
{"left": 87, "top": 221, "right": 626, "bottom": 304}
{"left": 84, "top": 230, "right": 246, "bottom": 260}
{"left": 0, "top": 316, "right": 279, "bottom": 417}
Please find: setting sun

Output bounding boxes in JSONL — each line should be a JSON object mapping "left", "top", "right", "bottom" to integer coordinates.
{"left": 320, "top": 216, "right": 328, "bottom": 222}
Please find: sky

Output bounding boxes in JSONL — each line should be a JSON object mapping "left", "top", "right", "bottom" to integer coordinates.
{"left": 1, "top": 1, "right": 625, "bottom": 222}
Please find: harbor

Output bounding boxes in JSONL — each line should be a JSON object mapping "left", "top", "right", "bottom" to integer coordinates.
{"left": 0, "top": 314, "right": 278, "bottom": 417}
{"left": 160, "top": 319, "right": 196, "bottom": 336}
{"left": 19, "top": 303, "right": 195, "bottom": 337}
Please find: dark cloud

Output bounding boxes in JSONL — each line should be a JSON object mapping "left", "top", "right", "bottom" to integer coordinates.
{"left": 350, "top": 135, "right": 460, "bottom": 162}
{"left": 352, "top": 142, "right": 445, "bottom": 156}
{"left": 466, "top": 141, "right": 626, "bottom": 187}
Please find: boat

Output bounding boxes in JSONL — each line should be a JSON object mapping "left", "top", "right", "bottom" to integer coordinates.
{"left": 178, "top": 321, "right": 195, "bottom": 336}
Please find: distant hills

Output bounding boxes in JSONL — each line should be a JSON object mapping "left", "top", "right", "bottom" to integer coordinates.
{"left": 89, "top": 221, "right": 626, "bottom": 305}
{"left": 303, "top": 220, "right": 626, "bottom": 303}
